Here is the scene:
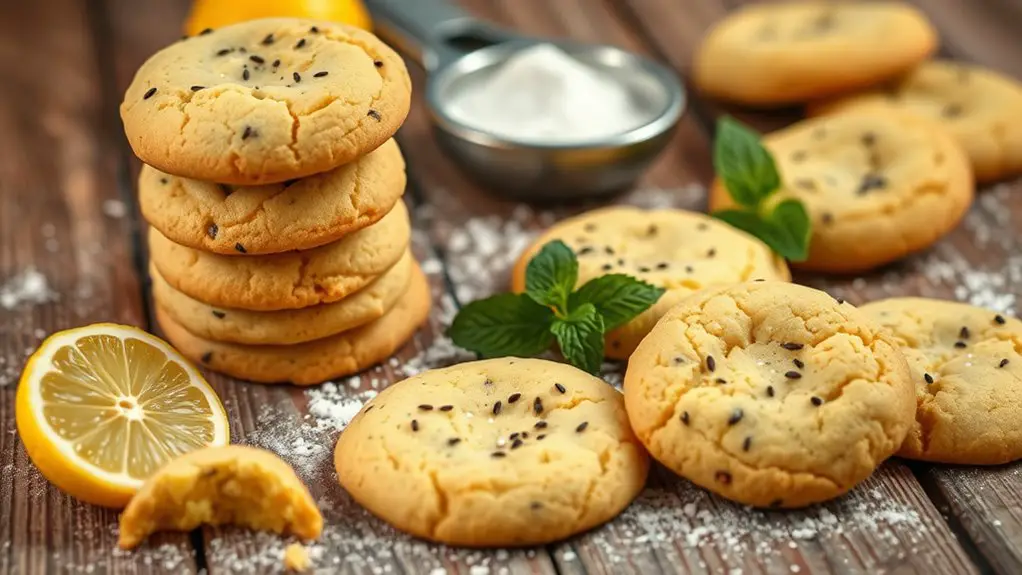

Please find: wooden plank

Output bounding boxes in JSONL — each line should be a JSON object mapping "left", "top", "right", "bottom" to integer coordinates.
{"left": 414, "top": 0, "right": 983, "bottom": 573}
{"left": 0, "top": 1, "right": 197, "bottom": 573}
{"left": 100, "top": 1, "right": 555, "bottom": 573}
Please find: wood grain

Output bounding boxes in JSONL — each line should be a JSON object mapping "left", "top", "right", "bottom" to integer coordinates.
{"left": 0, "top": 1, "right": 196, "bottom": 573}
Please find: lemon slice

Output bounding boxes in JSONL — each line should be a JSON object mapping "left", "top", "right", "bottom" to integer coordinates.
{"left": 16, "top": 323, "right": 229, "bottom": 508}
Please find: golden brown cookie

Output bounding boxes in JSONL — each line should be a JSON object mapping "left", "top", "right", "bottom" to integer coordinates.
{"left": 512, "top": 207, "right": 790, "bottom": 360}
{"left": 709, "top": 112, "right": 974, "bottom": 273}
{"left": 334, "top": 358, "right": 648, "bottom": 546}
{"left": 693, "top": 2, "right": 937, "bottom": 106}
{"left": 120, "top": 18, "right": 411, "bottom": 184}
{"left": 150, "top": 252, "right": 413, "bottom": 345}
{"left": 118, "top": 445, "right": 321, "bottom": 549}
{"left": 155, "top": 264, "right": 431, "bottom": 385}
{"left": 148, "top": 200, "right": 410, "bottom": 311}
{"left": 624, "top": 281, "right": 915, "bottom": 508}
{"left": 139, "top": 139, "right": 406, "bottom": 255}
{"left": 861, "top": 298, "right": 1022, "bottom": 465}
{"left": 811, "top": 60, "right": 1022, "bottom": 183}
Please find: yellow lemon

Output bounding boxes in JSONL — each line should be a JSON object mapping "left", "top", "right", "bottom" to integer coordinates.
{"left": 184, "top": 0, "right": 373, "bottom": 36}
{"left": 16, "top": 323, "right": 229, "bottom": 508}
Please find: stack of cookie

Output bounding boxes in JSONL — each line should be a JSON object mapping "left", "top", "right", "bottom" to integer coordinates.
{"left": 119, "top": 18, "right": 430, "bottom": 385}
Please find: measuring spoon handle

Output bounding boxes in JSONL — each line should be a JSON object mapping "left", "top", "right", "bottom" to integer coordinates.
{"left": 364, "top": 0, "right": 510, "bottom": 70}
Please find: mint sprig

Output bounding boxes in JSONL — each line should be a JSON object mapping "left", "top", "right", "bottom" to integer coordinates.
{"left": 711, "top": 116, "right": 811, "bottom": 261}
{"left": 447, "top": 240, "right": 665, "bottom": 374}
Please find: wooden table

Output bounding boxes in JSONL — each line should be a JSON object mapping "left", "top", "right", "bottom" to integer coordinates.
{"left": 2, "top": 0, "right": 1021, "bottom": 573}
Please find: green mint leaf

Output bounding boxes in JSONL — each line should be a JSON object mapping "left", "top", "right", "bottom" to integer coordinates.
{"left": 524, "top": 240, "right": 578, "bottom": 313}
{"left": 714, "top": 116, "right": 781, "bottom": 209}
{"left": 767, "top": 199, "right": 812, "bottom": 262}
{"left": 570, "top": 274, "right": 665, "bottom": 331}
{"left": 713, "top": 207, "right": 810, "bottom": 262}
{"left": 550, "top": 303, "right": 605, "bottom": 375}
{"left": 447, "top": 293, "right": 555, "bottom": 357}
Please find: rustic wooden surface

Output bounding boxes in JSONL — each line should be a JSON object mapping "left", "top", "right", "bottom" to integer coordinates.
{"left": 1, "top": 0, "right": 1020, "bottom": 573}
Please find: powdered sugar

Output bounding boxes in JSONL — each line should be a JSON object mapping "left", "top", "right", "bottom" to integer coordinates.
{"left": 0, "top": 268, "right": 56, "bottom": 310}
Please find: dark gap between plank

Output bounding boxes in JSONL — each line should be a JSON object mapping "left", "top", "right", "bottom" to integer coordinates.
{"left": 85, "top": 0, "right": 206, "bottom": 570}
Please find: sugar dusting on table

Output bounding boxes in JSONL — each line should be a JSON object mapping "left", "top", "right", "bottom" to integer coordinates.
{"left": 0, "top": 268, "right": 56, "bottom": 310}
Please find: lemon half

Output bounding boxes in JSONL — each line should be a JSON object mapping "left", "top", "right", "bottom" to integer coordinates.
{"left": 16, "top": 323, "right": 229, "bottom": 508}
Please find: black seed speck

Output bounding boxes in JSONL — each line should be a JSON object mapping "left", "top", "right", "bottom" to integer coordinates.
{"left": 743, "top": 437, "right": 752, "bottom": 451}
{"left": 310, "top": 26, "right": 320, "bottom": 33}
{"left": 811, "top": 396, "right": 823, "bottom": 406}
{"left": 190, "top": 85, "right": 205, "bottom": 92}
{"left": 954, "top": 341, "right": 968, "bottom": 349}
{"left": 715, "top": 377, "right": 727, "bottom": 384}
{"left": 411, "top": 420, "right": 419, "bottom": 431}
{"left": 261, "top": 33, "right": 274, "bottom": 45}
{"left": 728, "top": 408, "right": 743, "bottom": 426}
{"left": 374, "top": 60, "right": 383, "bottom": 67}
{"left": 508, "top": 392, "right": 521, "bottom": 404}
{"left": 856, "top": 173, "right": 887, "bottom": 195}
{"left": 960, "top": 326, "right": 971, "bottom": 339}
{"left": 534, "top": 397, "right": 543, "bottom": 415}
{"left": 492, "top": 452, "right": 506, "bottom": 458}
{"left": 601, "top": 264, "right": 613, "bottom": 271}
{"left": 439, "top": 405, "right": 453, "bottom": 412}
{"left": 509, "top": 433, "right": 519, "bottom": 441}
{"left": 511, "top": 439, "right": 524, "bottom": 449}
{"left": 249, "top": 55, "right": 265, "bottom": 64}
{"left": 785, "top": 371, "right": 802, "bottom": 380}
{"left": 242, "top": 68, "right": 250, "bottom": 81}
{"left": 706, "top": 356, "right": 716, "bottom": 372}
{"left": 836, "top": 298, "right": 845, "bottom": 304}
{"left": 207, "top": 224, "right": 218, "bottom": 239}
{"left": 924, "top": 373, "right": 934, "bottom": 384}
{"left": 766, "top": 385, "right": 775, "bottom": 397}
{"left": 1000, "top": 359, "right": 1010, "bottom": 368}
{"left": 314, "top": 71, "right": 328, "bottom": 77}
{"left": 638, "top": 266, "right": 651, "bottom": 273}
{"left": 995, "top": 314, "right": 1007, "bottom": 325}
{"left": 657, "top": 262, "right": 669, "bottom": 270}
{"left": 555, "top": 383, "right": 566, "bottom": 394}
{"left": 160, "top": 177, "right": 168, "bottom": 185}
{"left": 781, "top": 342, "right": 804, "bottom": 351}
{"left": 530, "top": 501, "right": 542, "bottom": 510}
{"left": 418, "top": 404, "right": 434, "bottom": 411}
{"left": 861, "top": 132, "right": 876, "bottom": 146}
{"left": 793, "top": 359, "right": 805, "bottom": 369}
{"left": 242, "top": 126, "right": 255, "bottom": 140}
{"left": 681, "top": 411, "right": 690, "bottom": 425}
{"left": 447, "top": 438, "right": 461, "bottom": 446}
{"left": 716, "top": 471, "right": 732, "bottom": 484}
{"left": 367, "top": 109, "right": 382, "bottom": 121}
{"left": 537, "top": 434, "right": 546, "bottom": 440}
{"left": 576, "top": 422, "right": 588, "bottom": 433}
{"left": 685, "top": 265, "right": 694, "bottom": 273}
{"left": 272, "top": 59, "right": 280, "bottom": 68}
{"left": 293, "top": 72, "right": 302, "bottom": 83}
{"left": 492, "top": 401, "right": 502, "bottom": 415}
{"left": 534, "top": 420, "right": 548, "bottom": 429}
{"left": 212, "top": 310, "right": 226, "bottom": 319}
{"left": 143, "top": 87, "right": 157, "bottom": 100}
{"left": 295, "top": 38, "right": 307, "bottom": 49}
{"left": 201, "top": 351, "right": 212, "bottom": 364}
{"left": 577, "top": 246, "right": 593, "bottom": 256}
{"left": 234, "top": 243, "right": 247, "bottom": 253}
{"left": 199, "top": 28, "right": 214, "bottom": 35}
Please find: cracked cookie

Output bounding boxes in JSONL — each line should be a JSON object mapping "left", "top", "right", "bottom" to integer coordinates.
{"left": 708, "top": 112, "right": 974, "bottom": 273}
{"left": 693, "top": 2, "right": 936, "bottom": 106}
{"left": 334, "top": 358, "right": 649, "bottom": 546}
{"left": 624, "top": 281, "right": 915, "bottom": 508}
{"left": 149, "top": 200, "right": 410, "bottom": 311}
{"left": 121, "top": 18, "right": 411, "bottom": 184}
{"left": 139, "top": 139, "right": 405, "bottom": 255}
{"left": 119, "top": 445, "right": 322, "bottom": 549}
{"left": 811, "top": 60, "right": 1022, "bottom": 183}
{"left": 861, "top": 298, "right": 1022, "bottom": 465}
{"left": 511, "top": 206, "right": 790, "bottom": 360}
{"left": 151, "top": 251, "right": 413, "bottom": 345}
{"left": 155, "top": 263, "right": 431, "bottom": 385}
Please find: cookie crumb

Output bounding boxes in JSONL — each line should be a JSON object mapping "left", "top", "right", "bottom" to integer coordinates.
{"left": 283, "top": 543, "right": 310, "bottom": 573}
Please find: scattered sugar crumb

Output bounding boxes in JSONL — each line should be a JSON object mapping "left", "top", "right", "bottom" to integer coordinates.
{"left": 102, "top": 199, "right": 127, "bottom": 219}
{"left": 1, "top": 268, "right": 56, "bottom": 310}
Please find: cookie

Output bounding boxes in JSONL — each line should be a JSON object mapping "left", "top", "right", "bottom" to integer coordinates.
{"left": 155, "top": 264, "right": 431, "bottom": 385}
{"left": 693, "top": 2, "right": 937, "bottom": 106}
{"left": 709, "top": 112, "right": 974, "bottom": 273}
{"left": 118, "top": 445, "right": 321, "bottom": 549}
{"left": 624, "top": 281, "right": 915, "bottom": 508}
{"left": 861, "top": 298, "right": 1022, "bottom": 464}
{"left": 120, "top": 18, "right": 411, "bottom": 184}
{"left": 511, "top": 207, "right": 790, "bottom": 359}
{"left": 334, "top": 358, "right": 648, "bottom": 546}
{"left": 810, "top": 60, "right": 1022, "bottom": 183}
{"left": 139, "top": 139, "right": 406, "bottom": 255}
{"left": 151, "top": 251, "right": 413, "bottom": 345}
{"left": 149, "top": 200, "right": 410, "bottom": 311}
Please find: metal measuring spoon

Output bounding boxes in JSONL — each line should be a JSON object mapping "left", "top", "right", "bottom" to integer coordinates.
{"left": 365, "top": 0, "right": 686, "bottom": 201}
